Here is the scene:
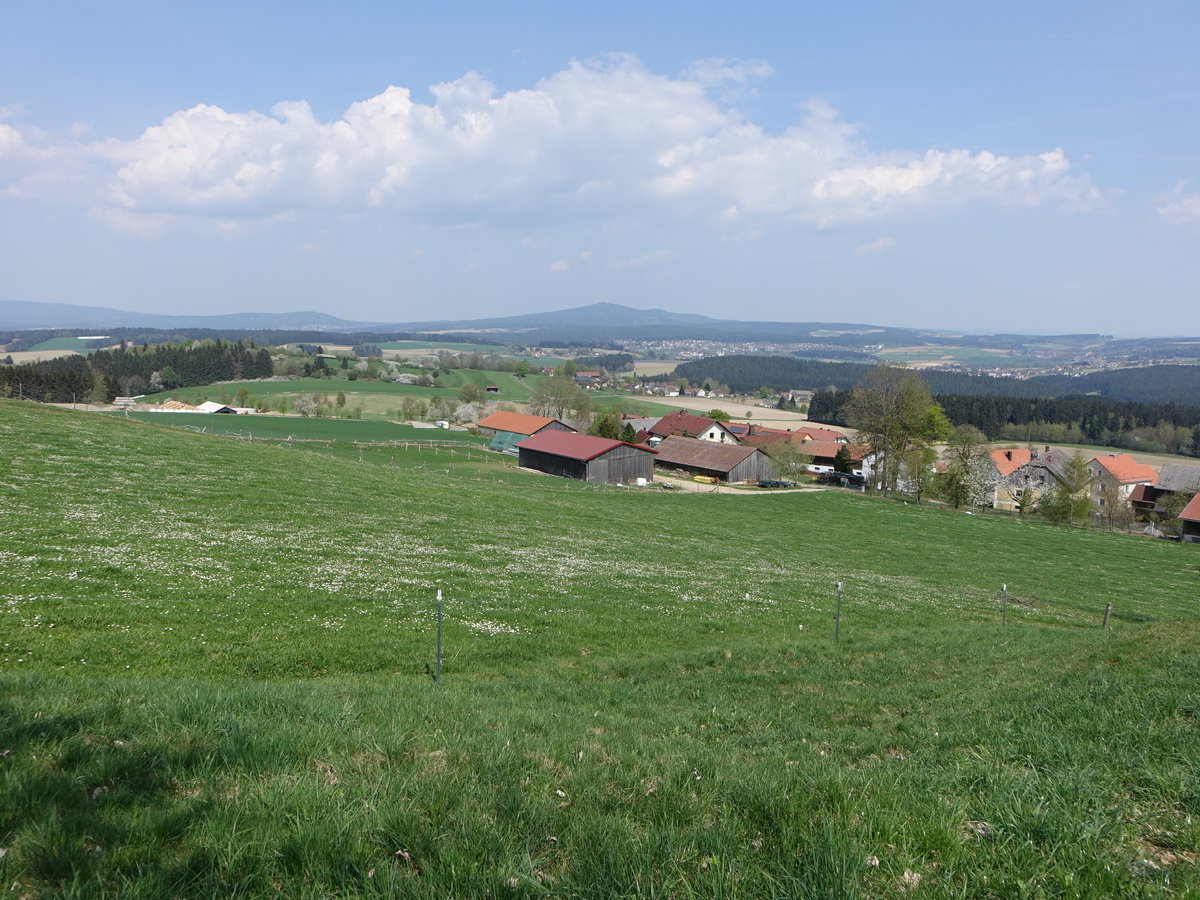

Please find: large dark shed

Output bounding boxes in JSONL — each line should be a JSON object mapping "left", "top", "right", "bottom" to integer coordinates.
{"left": 516, "top": 432, "right": 657, "bottom": 485}
{"left": 652, "top": 435, "right": 776, "bottom": 483}
{"left": 1181, "top": 493, "right": 1200, "bottom": 543}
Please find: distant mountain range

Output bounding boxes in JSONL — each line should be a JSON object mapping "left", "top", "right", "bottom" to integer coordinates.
{"left": 0, "top": 299, "right": 1074, "bottom": 346}
{"left": 2, "top": 299, "right": 1193, "bottom": 353}
{"left": 0, "top": 301, "right": 392, "bottom": 332}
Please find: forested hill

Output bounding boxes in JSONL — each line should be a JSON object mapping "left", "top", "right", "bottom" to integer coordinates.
{"left": 671, "top": 356, "right": 1200, "bottom": 407}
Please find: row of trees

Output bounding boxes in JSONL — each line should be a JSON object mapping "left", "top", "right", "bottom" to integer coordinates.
{"left": 812, "top": 387, "right": 1200, "bottom": 458}
{"left": 842, "top": 365, "right": 949, "bottom": 494}
{"left": 841, "top": 366, "right": 1195, "bottom": 533}
{"left": 0, "top": 340, "right": 274, "bottom": 403}
{"left": 674, "top": 354, "right": 1200, "bottom": 406}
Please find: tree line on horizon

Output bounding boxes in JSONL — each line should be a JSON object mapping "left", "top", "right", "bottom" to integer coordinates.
{"left": 670, "top": 355, "right": 1200, "bottom": 407}
{"left": 809, "top": 388, "right": 1200, "bottom": 458}
{"left": 0, "top": 340, "right": 274, "bottom": 403}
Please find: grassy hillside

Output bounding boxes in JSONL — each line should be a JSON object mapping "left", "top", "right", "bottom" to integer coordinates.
{"left": 143, "top": 369, "right": 541, "bottom": 413}
{"left": 105, "top": 411, "right": 491, "bottom": 444}
{"left": 1, "top": 400, "right": 1198, "bottom": 897}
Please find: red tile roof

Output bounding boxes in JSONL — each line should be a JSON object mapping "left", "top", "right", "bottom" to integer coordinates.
{"left": 477, "top": 410, "right": 567, "bottom": 436}
{"left": 793, "top": 426, "right": 845, "bottom": 442}
{"left": 804, "top": 440, "right": 869, "bottom": 460}
{"left": 516, "top": 431, "right": 656, "bottom": 462}
{"left": 748, "top": 438, "right": 867, "bottom": 460}
{"left": 1180, "top": 492, "right": 1200, "bottom": 523}
{"left": 1128, "top": 483, "right": 1156, "bottom": 505}
{"left": 990, "top": 447, "right": 1033, "bottom": 478}
{"left": 652, "top": 435, "right": 759, "bottom": 472}
{"left": 1092, "top": 453, "right": 1158, "bottom": 485}
{"left": 648, "top": 410, "right": 725, "bottom": 439}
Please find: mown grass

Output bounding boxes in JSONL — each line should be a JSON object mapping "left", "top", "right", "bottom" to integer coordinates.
{"left": 26, "top": 337, "right": 101, "bottom": 353}
{"left": 144, "top": 369, "right": 541, "bottom": 411}
{"left": 104, "top": 411, "right": 492, "bottom": 444}
{"left": 371, "top": 340, "right": 515, "bottom": 354}
{"left": 1, "top": 400, "right": 1198, "bottom": 897}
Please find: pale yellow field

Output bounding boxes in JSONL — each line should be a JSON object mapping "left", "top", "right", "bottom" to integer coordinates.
{"left": 6, "top": 350, "right": 80, "bottom": 363}
{"left": 632, "top": 361, "right": 681, "bottom": 376}
{"left": 648, "top": 394, "right": 848, "bottom": 430}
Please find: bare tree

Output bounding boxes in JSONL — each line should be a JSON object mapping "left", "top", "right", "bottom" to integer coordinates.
{"left": 844, "top": 365, "right": 948, "bottom": 493}
{"left": 941, "top": 425, "right": 994, "bottom": 508}
{"left": 763, "top": 441, "right": 812, "bottom": 482}
{"left": 1098, "top": 478, "right": 1134, "bottom": 531}
{"left": 530, "top": 376, "right": 594, "bottom": 425}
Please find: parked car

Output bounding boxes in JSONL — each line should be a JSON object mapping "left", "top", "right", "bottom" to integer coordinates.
{"left": 818, "top": 472, "right": 865, "bottom": 488}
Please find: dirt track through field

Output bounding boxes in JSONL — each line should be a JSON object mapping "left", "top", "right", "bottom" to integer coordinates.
{"left": 640, "top": 394, "right": 845, "bottom": 431}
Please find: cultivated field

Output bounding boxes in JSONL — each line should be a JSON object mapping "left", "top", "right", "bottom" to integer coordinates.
{"left": 1, "top": 400, "right": 1198, "bottom": 897}
{"left": 372, "top": 340, "right": 515, "bottom": 356}
{"left": 26, "top": 336, "right": 106, "bottom": 353}
{"left": 631, "top": 360, "right": 682, "bottom": 377}
{"left": 106, "top": 411, "right": 492, "bottom": 445}
{"left": 635, "top": 394, "right": 829, "bottom": 428}
{"left": 4, "top": 349, "right": 82, "bottom": 364}
{"left": 142, "top": 369, "right": 540, "bottom": 414}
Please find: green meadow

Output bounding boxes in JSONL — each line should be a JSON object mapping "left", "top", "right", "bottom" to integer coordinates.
{"left": 102, "top": 411, "right": 492, "bottom": 445}
{"left": 1, "top": 400, "right": 1198, "bottom": 897}
{"left": 371, "top": 340, "right": 515, "bottom": 354}
{"left": 26, "top": 336, "right": 103, "bottom": 353}
{"left": 143, "top": 369, "right": 540, "bottom": 413}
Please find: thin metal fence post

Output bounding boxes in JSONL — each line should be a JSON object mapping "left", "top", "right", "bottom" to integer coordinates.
{"left": 834, "top": 582, "right": 843, "bottom": 642}
{"left": 1103, "top": 601, "right": 1112, "bottom": 630}
{"left": 436, "top": 589, "right": 443, "bottom": 684}
{"left": 1002, "top": 584, "right": 1008, "bottom": 627}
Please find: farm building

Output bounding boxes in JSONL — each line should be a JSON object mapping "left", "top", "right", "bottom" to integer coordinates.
{"left": 477, "top": 410, "right": 574, "bottom": 452}
{"left": 1180, "top": 493, "right": 1200, "bottom": 543}
{"left": 989, "top": 448, "right": 1034, "bottom": 510}
{"left": 196, "top": 401, "right": 236, "bottom": 414}
{"left": 516, "top": 432, "right": 657, "bottom": 485}
{"left": 724, "top": 423, "right": 845, "bottom": 443}
{"left": 743, "top": 436, "right": 869, "bottom": 477}
{"left": 652, "top": 436, "right": 776, "bottom": 483}
{"left": 1131, "top": 462, "right": 1200, "bottom": 515}
{"left": 1087, "top": 454, "right": 1158, "bottom": 507}
{"left": 638, "top": 410, "right": 739, "bottom": 446}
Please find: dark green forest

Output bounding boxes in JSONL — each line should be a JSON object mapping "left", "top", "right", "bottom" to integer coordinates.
{"left": 0, "top": 327, "right": 507, "bottom": 354}
{"left": 671, "top": 355, "right": 1200, "bottom": 406}
{"left": 808, "top": 389, "right": 1200, "bottom": 457}
{"left": 0, "top": 341, "right": 274, "bottom": 403}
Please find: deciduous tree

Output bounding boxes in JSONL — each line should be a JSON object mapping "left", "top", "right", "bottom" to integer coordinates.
{"left": 763, "top": 441, "right": 811, "bottom": 482}
{"left": 940, "top": 424, "right": 993, "bottom": 508}
{"left": 588, "top": 411, "right": 623, "bottom": 440}
{"left": 530, "top": 376, "right": 593, "bottom": 424}
{"left": 844, "top": 365, "right": 948, "bottom": 493}
{"left": 1041, "top": 451, "right": 1093, "bottom": 525}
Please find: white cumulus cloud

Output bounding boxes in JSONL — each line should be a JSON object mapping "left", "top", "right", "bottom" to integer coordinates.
{"left": 0, "top": 54, "right": 1104, "bottom": 233}
{"left": 856, "top": 236, "right": 895, "bottom": 255}
{"left": 1158, "top": 183, "right": 1200, "bottom": 224}
{"left": 610, "top": 249, "right": 677, "bottom": 268}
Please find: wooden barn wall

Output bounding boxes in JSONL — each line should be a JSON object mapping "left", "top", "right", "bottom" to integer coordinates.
{"left": 729, "top": 451, "right": 777, "bottom": 483}
{"left": 518, "top": 448, "right": 588, "bottom": 481}
{"left": 586, "top": 445, "right": 655, "bottom": 484}
{"left": 520, "top": 445, "right": 654, "bottom": 485}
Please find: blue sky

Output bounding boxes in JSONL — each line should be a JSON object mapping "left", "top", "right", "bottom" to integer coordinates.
{"left": 1, "top": 1, "right": 1198, "bottom": 335}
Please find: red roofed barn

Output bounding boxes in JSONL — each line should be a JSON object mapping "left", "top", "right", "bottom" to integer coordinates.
{"left": 516, "top": 431, "right": 657, "bottom": 485}
{"left": 1180, "top": 492, "right": 1200, "bottom": 543}
{"left": 1087, "top": 453, "right": 1158, "bottom": 508}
